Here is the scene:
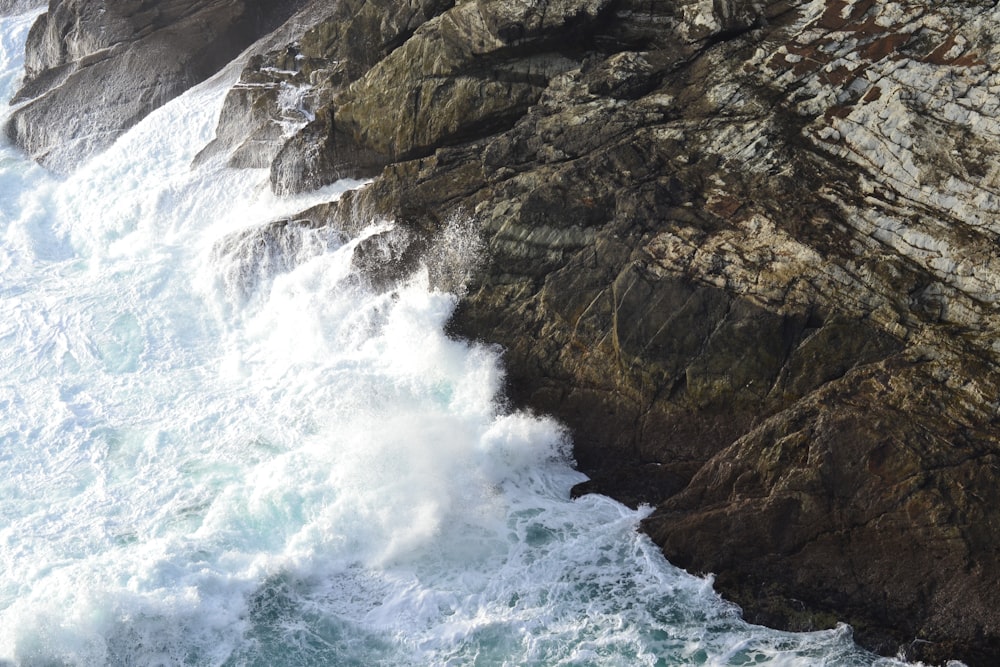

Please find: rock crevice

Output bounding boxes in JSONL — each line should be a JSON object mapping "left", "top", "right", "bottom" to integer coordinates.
{"left": 11, "top": 0, "right": 1000, "bottom": 664}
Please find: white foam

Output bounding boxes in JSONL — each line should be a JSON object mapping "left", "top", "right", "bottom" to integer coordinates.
{"left": 0, "top": 11, "right": 925, "bottom": 667}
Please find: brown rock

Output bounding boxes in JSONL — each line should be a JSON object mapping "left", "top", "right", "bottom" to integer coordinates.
{"left": 265, "top": 2, "right": 1000, "bottom": 661}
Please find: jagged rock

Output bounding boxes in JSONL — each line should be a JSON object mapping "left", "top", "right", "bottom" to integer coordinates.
{"left": 5, "top": 0, "right": 307, "bottom": 172}
{"left": 644, "top": 348, "right": 1000, "bottom": 664}
{"left": 13, "top": 0, "right": 1000, "bottom": 663}
{"left": 263, "top": 0, "right": 609, "bottom": 192}
{"left": 199, "top": 0, "right": 456, "bottom": 178}
{"left": 331, "top": 0, "right": 596, "bottom": 161}
{"left": 192, "top": 49, "right": 321, "bottom": 170}
{"left": 243, "top": 1, "right": 1000, "bottom": 663}
{"left": 268, "top": 106, "right": 391, "bottom": 195}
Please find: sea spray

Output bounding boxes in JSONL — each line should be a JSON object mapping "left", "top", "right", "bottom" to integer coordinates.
{"left": 0, "top": 8, "right": 927, "bottom": 666}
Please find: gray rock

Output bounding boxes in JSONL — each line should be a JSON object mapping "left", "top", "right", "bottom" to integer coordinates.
{"left": 6, "top": 0, "right": 307, "bottom": 172}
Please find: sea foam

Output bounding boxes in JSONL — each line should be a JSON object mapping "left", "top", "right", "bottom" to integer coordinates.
{"left": 0, "top": 8, "right": 921, "bottom": 666}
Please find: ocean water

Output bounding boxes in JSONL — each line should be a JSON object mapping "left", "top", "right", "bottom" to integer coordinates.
{"left": 0, "top": 9, "right": 921, "bottom": 667}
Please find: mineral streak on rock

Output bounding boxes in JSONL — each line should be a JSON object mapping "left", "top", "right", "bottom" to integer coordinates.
{"left": 11, "top": 0, "right": 1000, "bottom": 664}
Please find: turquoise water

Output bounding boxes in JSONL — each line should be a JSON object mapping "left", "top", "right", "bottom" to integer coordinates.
{"left": 0, "top": 9, "right": 919, "bottom": 666}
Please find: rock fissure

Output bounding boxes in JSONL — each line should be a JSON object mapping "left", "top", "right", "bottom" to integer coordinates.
{"left": 10, "top": 0, "right": 1000, "bottom": 664}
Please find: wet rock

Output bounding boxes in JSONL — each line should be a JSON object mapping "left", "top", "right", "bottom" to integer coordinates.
{"left": 210, "top": 217, "right": 341, "bottom": 306}
{"left": 6, "top": 0, "right": 307, "bottom": 172}
{"left": 199, "top": 0, "right": 456, "bottom": 178}
{"left": 268, "top": 110, "right": 389, "bottom": 195}
{"left": 254, "top": 2, "right": 1000, "bottom": 662}
{"left": 17, "top": 0, "right": 1000, "bottom": 663}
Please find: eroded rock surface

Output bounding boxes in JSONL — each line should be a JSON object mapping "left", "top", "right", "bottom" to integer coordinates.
{"left": 14, "top": 0, "right": 1000, "bottom": 664}
{"left": 227, "top": 0, "right": 1000, "bottom": 663}
{"left": 5, "top": 0, "right": 308, "bottom": 171}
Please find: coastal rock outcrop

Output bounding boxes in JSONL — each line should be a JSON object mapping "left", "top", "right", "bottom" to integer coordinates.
{"left": 11, "top": 0, "right": 1000, "bottom": 664}
{"left": 5, "top": 0, "right": 307, "bottom": 172}
{"left": 195, "top": 0, "right": 458, "bottom": 179}
{"left": 227, "top": 0, "right": 999, "bottom": 663}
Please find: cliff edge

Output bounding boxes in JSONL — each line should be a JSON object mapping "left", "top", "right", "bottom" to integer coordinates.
{"left": 10, "top": 0, "right": 1000, "bottom": 664}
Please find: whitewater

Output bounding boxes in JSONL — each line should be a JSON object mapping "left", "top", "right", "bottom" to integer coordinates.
{"left": 0, "top": 9, "right": 924, "bottom": 667}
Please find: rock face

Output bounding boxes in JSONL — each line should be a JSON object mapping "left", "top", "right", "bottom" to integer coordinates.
{"left": 0, "top": 1, "right": 44, "bottom": 17}
{"left": 5, "top": 0, "right": 307, "bottom": 171}
{"left": 13, "top": 0, "right": 1000, "bottom": 664}
{"left": 195, "top": 0, "right": 458, "bottom": 179}
{"left": 227, "top": 1, "right": 999, "bottom": 663}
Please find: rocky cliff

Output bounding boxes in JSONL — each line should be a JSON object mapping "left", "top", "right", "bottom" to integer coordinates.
{"left": 0, "top": 1, "right": 43, "bottom": 17}
{"left": 9, "top": 0, "right": 1000, "bottom": 664}
{"left": 5, "top": 0, "right": 310, "bottom": 171}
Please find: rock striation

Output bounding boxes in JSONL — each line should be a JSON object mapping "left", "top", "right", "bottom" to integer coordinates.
{"left": 11, "top": 0, "right": 1000, "bottom": 664}
{"left": 5, "top": 0, "right": 308, "bottom": 172}
{"left": 240, "top": 1, "right": 1000, "bottom": 663}
{"left": 0, "top": 0, "right": 44, "bottom": 17}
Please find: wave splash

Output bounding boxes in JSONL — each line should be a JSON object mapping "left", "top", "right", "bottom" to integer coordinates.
{"left": 0, "top": 9, "right": 916, "bottom": 667}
